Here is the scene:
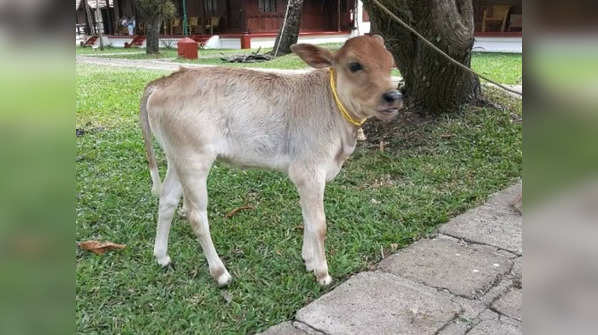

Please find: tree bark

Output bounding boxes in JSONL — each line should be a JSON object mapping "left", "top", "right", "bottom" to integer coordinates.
{"left": 113, "top": 0, "right": 120, "bottom": 34}
{"left": 95, "top": 0, "right": 104, "bottom": 50}
{"left": 83, "top": 0, "right": 96, "bottom": 35}
{"left": 145, "top": 15, "right": 162, "bottom": 54}
{"left": 363, "top": 0, "right": 481, "bottom": 115}
{"left": 273, "top": 0, "right": 305, "bottom": 56}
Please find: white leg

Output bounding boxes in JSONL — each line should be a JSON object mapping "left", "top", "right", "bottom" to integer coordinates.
{"left": 178, "top": 197, "right": 188, "bottom": 218}
{"left": 302, "top": 224, "right": 316, "bottom": 272}
{"left": 153, "top": 166, "right": 182, "bottom": 267}
{"left": 290, "top": 165, "right": 332, "bottom": 286}
{"left": 179, "top": 156, "right": 232, "bottom": 287}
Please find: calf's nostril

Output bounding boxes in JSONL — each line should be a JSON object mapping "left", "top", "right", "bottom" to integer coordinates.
{"left": 382, "top": 90, "right": 402, "bottom": 103}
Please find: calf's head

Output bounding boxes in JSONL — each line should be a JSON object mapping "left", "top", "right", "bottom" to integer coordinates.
{"left": 291, "top": 35, "right": 402, "bottom": 121}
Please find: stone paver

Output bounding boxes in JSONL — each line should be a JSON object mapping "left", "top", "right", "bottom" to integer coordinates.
{"left": 439, "top": 182, "right": 522, "bottom": 254}
{"left": 468, "top": 310, "right": 521, "bottom": 335}
{"left": 268, "top": 182, "right": 523, "bottom": 334}
{"left": 259, "top": 321, "right": 310, "bottom": 335}
{"left": 436, "top": 320, "right": 469, "bottom": 335}
{"left": 378, "top": 236, "right": 512, "bottom": 299}
{"left": 296, "top": 272, "right": 461, "bottom": 335}
{"left": 511, "top": 256, "right": 522, "bottom": 281}
{"left": 492, "top": 288, "right": 522, "bottom": 321}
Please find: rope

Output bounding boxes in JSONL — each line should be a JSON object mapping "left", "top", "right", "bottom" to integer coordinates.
{"left": 274, "top": 0, "right": 293, "bottom": 57}
{"left": 329, "top": 68, "right": 367, "bottom": 126}
{"left": 371, "top": 0, "right": 522, "bottom": 96}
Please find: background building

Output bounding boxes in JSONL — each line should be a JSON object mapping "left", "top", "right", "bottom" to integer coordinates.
{"left": 75, "top": 0, "right": 521, "bottom": 52}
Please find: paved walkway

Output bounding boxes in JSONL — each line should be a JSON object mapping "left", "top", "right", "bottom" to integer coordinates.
{"left": 260, "top": 182, "right": 522, "bottom": 335}
{"left": 76, "top": 55, "right": 313, "bottom": 75}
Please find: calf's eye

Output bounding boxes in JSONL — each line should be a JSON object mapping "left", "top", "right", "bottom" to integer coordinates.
{"left": 348, "top": 62, "right": 363, "bottom": 72}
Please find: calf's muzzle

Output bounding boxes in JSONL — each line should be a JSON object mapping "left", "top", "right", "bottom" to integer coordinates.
{"left": 382, "top": 90, "right": 403, "bottom": 104}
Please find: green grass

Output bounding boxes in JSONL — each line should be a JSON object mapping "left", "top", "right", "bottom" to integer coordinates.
{"left": 181, "top": 51, "right": 520, "bottom": 83}
{"left": 470, "top": 53, "right": 522, "bottom": 85}
{"left": 76, "top": 64, "right": 521, "bottom": 334}
{"left": 77, "top": 44, "right": 521, "bottom": 84}
{"left": 76, "top": 46, "right": 267, "bottom": 59}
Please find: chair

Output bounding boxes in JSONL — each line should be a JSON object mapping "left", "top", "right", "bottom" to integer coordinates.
{"left": 170, "top": 18, "right": 182, "bottom": 35}
{"left": 482, "top": 5, "right": 512, "bottom": 32}
{"left": 508, "top": 14, "right": 522, "bottom": 32}
{"left": 188, "top": 16, "right": 199, "bottom": 34}
{"left": 205, "top": 16, "right": 221, "bottom": 35}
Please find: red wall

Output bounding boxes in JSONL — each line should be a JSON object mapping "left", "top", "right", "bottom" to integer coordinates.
{"left": 245, "top": 0, "right": 285, "bottom": 33}
{"left": 170, "top": 0, "right": 355, "bottom": 35}
{"left": 244, "top": 0, "right": 353, "bottom": 34}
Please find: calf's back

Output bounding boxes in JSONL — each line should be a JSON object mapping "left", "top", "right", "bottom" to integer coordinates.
{"left": 146, "top": 67, "right": 344, "bottom": 171}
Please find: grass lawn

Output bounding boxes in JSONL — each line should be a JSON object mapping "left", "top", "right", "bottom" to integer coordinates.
{"left": 76, "top": 47, "right": 244, "bottom": 59}
{"left": 76, "top": 64, "right": 521, "bottom": 334}
{"left": 177, "top": 51, "right": 521, "bottom": 84}
{"left": 78, "top": 44, "right": 521, "bottom": 84}
{"left": 76, "top": 46, "right": 272, "bottom": 59}
{"left": 470, "top": 53, "right": 522, "bottom": 85}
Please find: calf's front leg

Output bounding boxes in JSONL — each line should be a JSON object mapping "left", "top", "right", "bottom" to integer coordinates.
{"left": 289, "top": 166, "right": 332, "bottom": 286}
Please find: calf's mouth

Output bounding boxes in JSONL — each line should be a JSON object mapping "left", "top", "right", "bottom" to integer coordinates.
{"left": 375, "top": 103, "right": 402, "bottom": 121}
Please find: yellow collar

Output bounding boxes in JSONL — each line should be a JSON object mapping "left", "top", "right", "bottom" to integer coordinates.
{"left": 329, "top": 68, "right": 366, "bottom": 127}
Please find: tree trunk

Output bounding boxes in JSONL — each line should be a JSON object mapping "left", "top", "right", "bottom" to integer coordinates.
{"left": 95, "top": 0, "right": 104, "bottom": 50}
{"left": 273, "top": 0, "right": 305, "bottom": 56}
{"left": 84, "top": 0, "right": 96, "bottom": 35}
{"left": 146, "top": 16, "right": 162, "bottom": 54}
{"left": 113, "top": 0, "right": 120, "bottom": 34}
{"left": 363, "top": 0, "right": 481, "bottom": 115}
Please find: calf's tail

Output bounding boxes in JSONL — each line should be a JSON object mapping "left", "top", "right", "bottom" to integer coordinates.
{"left": 140, "top": 86, "right": 161, "bottom": 196}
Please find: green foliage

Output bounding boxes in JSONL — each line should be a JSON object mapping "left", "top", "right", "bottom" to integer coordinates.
{"left": 76, "top": 64, "right": 521, "bottom": 333}
{"left": 135, "top": 0, "right": 176, "bottom": 22}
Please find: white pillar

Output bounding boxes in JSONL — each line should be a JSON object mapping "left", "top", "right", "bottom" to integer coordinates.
{"left": 356, "top": 1, "right": 370, "bottom": 35}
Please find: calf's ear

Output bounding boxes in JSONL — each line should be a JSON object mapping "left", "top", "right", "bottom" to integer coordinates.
{"left": 290, "top": 44, "right": 334, "bottom": 68}
{"left": 371, "top": 34, "right": 385, "bottom": 46}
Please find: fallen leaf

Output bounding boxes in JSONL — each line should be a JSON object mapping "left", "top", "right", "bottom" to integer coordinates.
{"left": 78, "top": 240, "right": 126, "bottom": 255}
{"left": 224, "top": 205, "right": 254, "bottom": 219}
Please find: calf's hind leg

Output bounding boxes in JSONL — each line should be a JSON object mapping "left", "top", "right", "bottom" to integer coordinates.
{"left": 178, "top": 154, "right": 232, "bottom": 287}
{"left": 153, "top": 165, "right": 183, "bottom": 267}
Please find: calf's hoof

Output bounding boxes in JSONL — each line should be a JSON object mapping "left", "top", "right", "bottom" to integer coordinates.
{"left": 317, "top": 274, "right": 333, "bottom": 286}
{"left": 211, "top": 267, "right": 233, "bottom": 287}
{"left": 155, "top": 254, "right": 172, "bottom": 267}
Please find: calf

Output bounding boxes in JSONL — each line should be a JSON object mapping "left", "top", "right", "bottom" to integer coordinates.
{"left": 140, "top": 35, "right": 402, "bottom": 287}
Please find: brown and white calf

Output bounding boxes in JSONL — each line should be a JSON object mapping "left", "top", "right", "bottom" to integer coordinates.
{"left": 140, "top": 35, "right": 402, "bottom": 286}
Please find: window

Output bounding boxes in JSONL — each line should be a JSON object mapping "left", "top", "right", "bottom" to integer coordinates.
{"left": 259, "top": 0, "right": 276, "bottom": 13}
{"left": 205, "top": 0, "right": 217, "bottom": 15}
